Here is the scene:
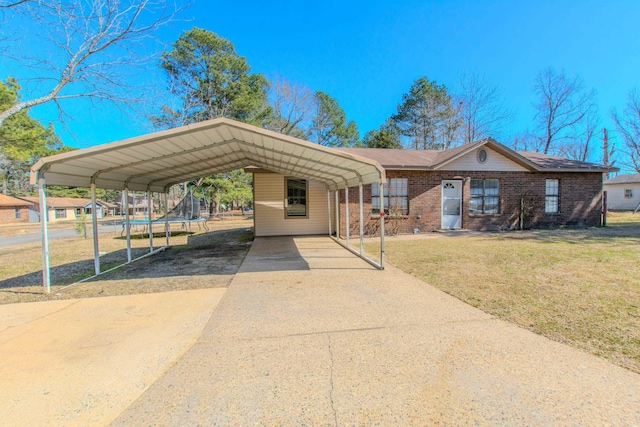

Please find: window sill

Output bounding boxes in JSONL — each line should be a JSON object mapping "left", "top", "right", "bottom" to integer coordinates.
{"left": 369, "top": 215, "right": 410, "bottom": 219}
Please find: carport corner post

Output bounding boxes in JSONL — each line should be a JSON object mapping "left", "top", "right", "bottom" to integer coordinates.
{"left": 38, "top": 177, "right": 51, "bottom": 293}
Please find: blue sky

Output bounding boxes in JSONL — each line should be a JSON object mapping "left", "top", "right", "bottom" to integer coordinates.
{"left": 3, "top": 0, "right": 640, "bottom": 163}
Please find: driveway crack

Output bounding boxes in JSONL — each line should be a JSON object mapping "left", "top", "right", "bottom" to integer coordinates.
{"left": 327, "top": 334, "right": 338, "bottom": 427}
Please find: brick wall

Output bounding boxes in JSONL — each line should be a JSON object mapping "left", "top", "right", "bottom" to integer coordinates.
{"left": 336, "top": 170, "right": 603, "bottom": 236}
{"left": 0, "top": 206, "right": 29, "bottom": 223}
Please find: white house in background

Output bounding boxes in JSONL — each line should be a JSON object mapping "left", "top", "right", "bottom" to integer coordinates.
{"left": 604, "top": 174, "right": 640, "bottom": 211}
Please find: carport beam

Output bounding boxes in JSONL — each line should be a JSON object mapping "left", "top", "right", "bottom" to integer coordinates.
{"left": 124, "top": 188, "right": 131, "bottom": 262}
{"left": 91, "top": 183, "right": 100, "bottom": 275}
{"left": 38, "top": 177, "right": 51, "bottom": 293}
{"left": 345, "top": 187, "right": 350, "bottom": 248}
{"left": 147, "top": 190, "right": 153, "bottom": 252}
{"left": 359, "top": 183, "right": 364, "bottom": 255}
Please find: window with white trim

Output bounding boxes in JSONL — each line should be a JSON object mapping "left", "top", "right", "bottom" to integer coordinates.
{"left": 285, "top": 178, "right": 307, "bottom": 217}
{"left": 545, "top": 179, "right": 559, "bottom": 213}
{"left": 372, "top": 178, "right": 408, "bottom": 215}
{"left": 624, "top": 188, "right": 633, "bottom": 198}
{"left": 54, "top": 209, "right": 67, "bottom": 219}
{"left": 470, "top": 179, "right": 499, "bottom": 214}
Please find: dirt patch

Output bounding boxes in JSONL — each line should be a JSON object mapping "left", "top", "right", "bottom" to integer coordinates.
{"left": 0, "top": 225, "right": 253, "bottom": 304}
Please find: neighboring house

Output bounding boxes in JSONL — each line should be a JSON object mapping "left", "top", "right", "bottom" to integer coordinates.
{"left": 604, "top": 174, "right": 640, "bottom": 211}
{"left": 251, "top": 138, "right": 614, "bottom": 236}
{"left": 16, "top": 197, "right": 108, "bottom": 222}
{"left": 0, "top": 194, "right": 32, "bottom": 224}
{"left": 114, "top": 194, "right": 154, "bottom": 217}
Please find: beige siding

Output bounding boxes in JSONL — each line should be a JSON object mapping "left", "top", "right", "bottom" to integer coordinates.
{"left": 604, "top": 183, "right": 640, "bottom": 210}
{"left": 254, "top": 173, "right": 329, "bottom": 237}
{"left": 439, "top": 147, "right": 528, "bottom": 171}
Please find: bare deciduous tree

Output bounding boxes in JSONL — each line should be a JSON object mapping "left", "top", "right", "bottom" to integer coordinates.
{"left": 0, "top": 0, "right": 188, "bottom": 126}
{"left": 532, "top": 67, "right": 597, "bottom": 155}
{"left": 564, "top": 107, "right": 599, "bottom": 161}
{"left": 611, "top": 89, "right": 640, "bottom": 172}
{"left": 0, "top": 0, "right": 32, "bottom": 8}
{"left": 267, "top": 76, "right": 315, "bottom": 139}
{"left": 457, "top": 72, "right": 512, "bottom": 144}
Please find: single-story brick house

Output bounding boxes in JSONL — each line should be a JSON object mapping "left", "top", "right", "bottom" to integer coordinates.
{"left": 603, "top": 173, "right": 640, "bottom": 211}
{"left": 251, "top": 138, "right": 613, "bottom": 236}
{"left": 16, "top": 196, "right": 110, "bottom": 222}
{"left": 0, "top": 194, "right": 32, "bottom": 224}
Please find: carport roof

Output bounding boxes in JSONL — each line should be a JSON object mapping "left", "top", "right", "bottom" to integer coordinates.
{"left": 30, "top": 118, "right": 386, "bottom": 192}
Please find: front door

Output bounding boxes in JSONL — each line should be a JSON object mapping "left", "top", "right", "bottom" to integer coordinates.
{"left": 441, "top": 180, "right": 462, "bottom": 229}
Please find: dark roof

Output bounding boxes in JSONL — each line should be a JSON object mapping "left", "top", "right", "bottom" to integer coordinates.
{"left": 337, "top": 139, "right": 614, "bottom": 172}
{"left": 604, "top": 173, "right": 640, "bottom": 185}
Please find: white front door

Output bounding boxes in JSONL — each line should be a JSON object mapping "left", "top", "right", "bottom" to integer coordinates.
{"left": 441, "top": 180, "right": 462, "bottom": 229}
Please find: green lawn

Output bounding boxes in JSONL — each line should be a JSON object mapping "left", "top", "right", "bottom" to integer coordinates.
{"left": 366, "top": 212, "right": 640, "bottom": 373}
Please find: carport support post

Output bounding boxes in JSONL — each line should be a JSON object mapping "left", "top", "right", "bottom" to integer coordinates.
{"left": 91, "top": 183, "right": 100, "bottom": 275}
{"left": 335, "top": 190, "right": 340, "bottom": 239}
{"left": 327, "top": 191, "right": 332, "bottom": 237}
{"left": 345, "top": 187, "right": 350, "bottom": 247}
{"left": 164, "top": 192, "right": 170, "bottom": 246}
{"left": 359, "top": 183, "right": 364, "bottom": 255}
{"left": 147, "top": 190, "right": 153, "bottom": 252}
{"left": 379, "top": 182, "right": 385, "bottom": 269}
{"left": 124, "top": 188, "right": 132, "bottom": 262}
{"left": 38, "top": 177, "right": 51, "bottom": 293}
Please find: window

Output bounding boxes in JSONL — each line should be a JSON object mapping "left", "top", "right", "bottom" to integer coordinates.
{"left": 286, "top": 178, "right": 307, "bottom": 217}
{"left": 14, "top": 208, "right": 20, "bottom": 219}
{"left": 625, "top": 188, "right": 633, "bottom": 198}
{"left": 545, "top": 179, "right": 559, "bottom": 213}
{"left": 470, "top": 179, "right": 499, "bottom": 214}
{"left": 372, "top": 178, "right": 408, "bottom": 215}
{"left": 54, "top": 209, "right": 67, "bottom": 219}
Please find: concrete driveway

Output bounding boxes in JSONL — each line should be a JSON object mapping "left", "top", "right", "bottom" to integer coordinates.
{"left": 108, "top": 236, "right": 640, "bottom": 425}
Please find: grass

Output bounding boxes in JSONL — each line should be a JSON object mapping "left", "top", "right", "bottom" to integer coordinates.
{"left": 366, "top": 211, "right": 640, "bottom": 373}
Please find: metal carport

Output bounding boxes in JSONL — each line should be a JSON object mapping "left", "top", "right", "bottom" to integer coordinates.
{"left": 30, "top": 118, "right": 387, "bottom": 292}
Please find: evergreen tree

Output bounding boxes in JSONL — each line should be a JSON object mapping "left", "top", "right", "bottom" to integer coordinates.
{"left": 153, "top": 27, "right": 270, "bottom": 128}
{"left": 392, "top": 77, "right": 459, "bottom": 150}
{"left": 0, "top": 78, "right": 70, "bottom": 195}
{"left": 363, "top": 119, "right": 403, "bottom": 149}
{"left": 309, "top": 91, "right": 359, "bottom": 147}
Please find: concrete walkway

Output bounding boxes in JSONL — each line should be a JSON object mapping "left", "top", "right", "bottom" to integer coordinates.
{"left": 111, "top": 236, "right": 640, "bottom": 425}
{"left": 0, "top": 288, "right": 226, "bottom": 426}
